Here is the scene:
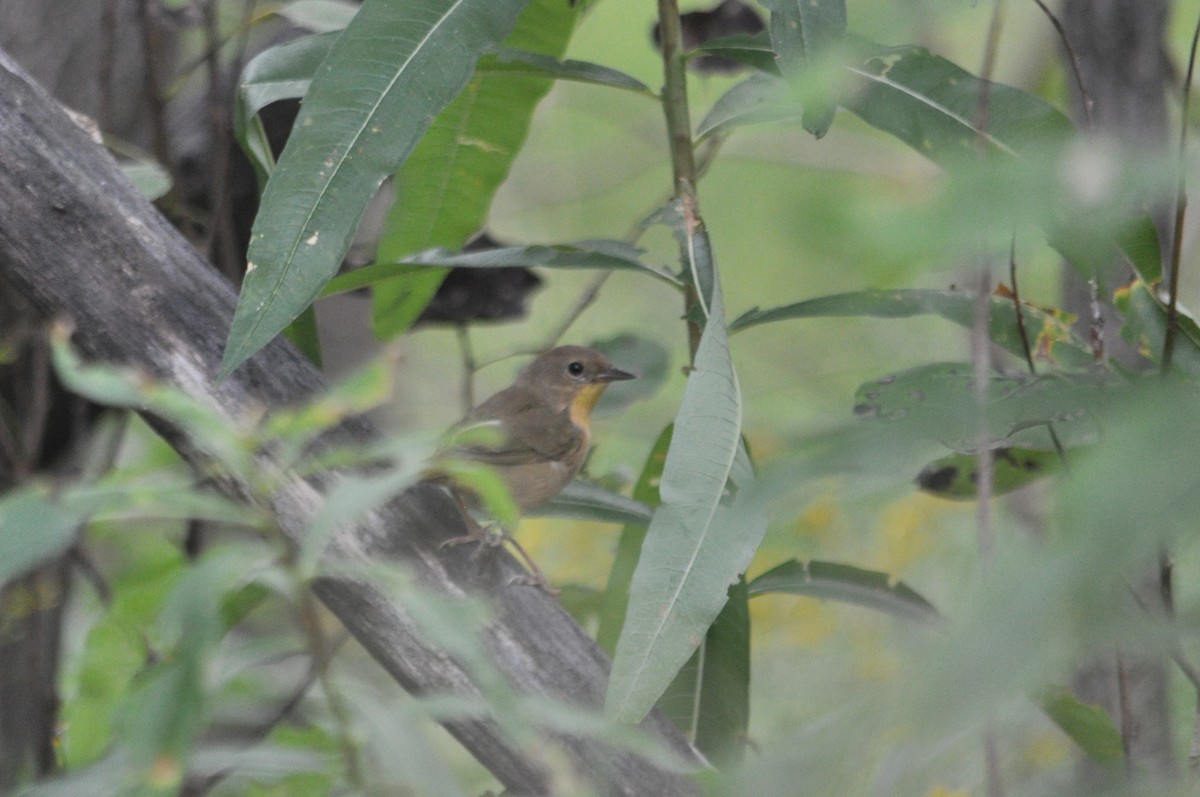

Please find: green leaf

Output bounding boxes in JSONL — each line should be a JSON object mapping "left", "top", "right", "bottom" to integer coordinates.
{"left": 370, "top": 0, "right": 577, "bottom": 339}
{"left": 596, "top": 424, "right": 672, "bottom": 657}
{"left": 480, "top": 47, "right": 654, "bottom": 96}
{"left": 730, "top": 288, "right": 1094, "bottom": 369}
{"left": 536, "top": 479, "right": 653, "bottom": 526}
{"left": 274, "top": 0, "right": 359, "bottom": 32}
{"left": 843, "top": 42, "right": 1073, "bottom": 164}
{"left": 234, "top": 32, "right": 340, "bottom": 183}
{"left": 608, "top": 224, "right": 765, "bottom": 725}
{"left": 0, "top": 485, "right": 86, "bottom": 583}
{"left": 1113, "top": 279, "right": 1200, "bottom": 374}
{"left": 222, "top": 0, "right": 532, "bottom": 378}
{"left": 326, "top": 240, "right": 680, "bottom": 296}
{"left": 760, "top": 0, "right": 846, "bottom": 136}
{"left": 120, "top": 158, "right": 172, "bottom": 201}
{"left": 696, "top": 73, "right": 802, "bottom": 141}
{"left": 657, "top": 577, "right": 750, "bottom": 768}
{"left": 748, "top": 559, "right": 938, "bottom": 621}
{"left": 917, "top": 447, "right": 1064, "bottom": 499}
{"left": 693, "top": 32, "right": 778, "bottom": 75}
{"left": 1042, "top": 687, "right": 1123, "bottom": 765}
{"left": 853, "top": 362, "right": 1105, "bottom": 453}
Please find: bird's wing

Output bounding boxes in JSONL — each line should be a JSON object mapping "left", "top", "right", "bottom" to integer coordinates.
{"left": 454, "top": 388, "right": 581, "bottom": 466}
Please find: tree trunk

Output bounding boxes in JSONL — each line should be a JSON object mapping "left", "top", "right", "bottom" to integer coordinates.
{"left": 1060, "top": 0, "right": 1175, "bottom": 781}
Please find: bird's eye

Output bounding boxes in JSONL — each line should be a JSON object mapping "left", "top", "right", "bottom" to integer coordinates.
{"left": 567, "top": 361, "right": 585, "bottom": 377}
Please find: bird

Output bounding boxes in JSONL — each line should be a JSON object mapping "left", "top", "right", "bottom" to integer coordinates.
{"left": 432, "top": 345, "right": 636, "bottom": 588}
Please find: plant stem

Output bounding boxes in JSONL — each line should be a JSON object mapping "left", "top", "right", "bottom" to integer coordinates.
{"left": 1163, "top": 11, "right": 1200, "bottom": 373}
{"left": 656, "top": 0, "right": 704, "bottom": 359}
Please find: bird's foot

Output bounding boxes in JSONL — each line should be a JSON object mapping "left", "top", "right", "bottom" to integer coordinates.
{"left": 439, "top": 524, "right": 557, "bottom": 596}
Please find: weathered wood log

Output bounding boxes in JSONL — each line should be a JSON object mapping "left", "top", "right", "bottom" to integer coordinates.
{"left": 0, "top": 48, "right": 700, "bottom": 796}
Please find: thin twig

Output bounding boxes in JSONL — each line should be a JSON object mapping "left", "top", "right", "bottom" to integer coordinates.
{"left": 973, "top": 0, "right": 1005, "bottom": 153}
{"left": 297, "top": 589, "right": 364, "bottom": 788}
{"left": 1008, "top": 238, "right": 1037, "bottom": 375}
{"left": 656, "top": 0, "right": 704, "bottom": 360}
{"left": 1116, "top": 652, "right": 1135, "bottom": 773}
{"left": 1162, "top": 11, "right": 1200, "bottom": 373}
{"left": 184, "top": 634, "right": 350, "bottom": 797}
{"left": 201, "top": 0, "right": 258, "bottom": 278}
{"left": 983, "top": 723, "right": 1004, "bottom": 797}
{"left": 456, "top": 323, "right": 476, "bottom": 413}
{"left": 972, "top": 265, "right": 995, "bottom": 559}
{"left": 1007, "top": 240, "right": 1069, "bottom": 466}
{"left": 1031, "top": 0, "right": 1092, "bottom": 127}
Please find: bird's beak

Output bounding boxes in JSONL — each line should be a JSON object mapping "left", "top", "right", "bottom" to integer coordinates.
{"left": 597, "top": 366, "right": 636, "bottom": 383}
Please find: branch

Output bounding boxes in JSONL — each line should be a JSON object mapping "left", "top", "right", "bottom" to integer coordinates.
{"left": 0, "top": 47, "right": 700, "bottom": 797}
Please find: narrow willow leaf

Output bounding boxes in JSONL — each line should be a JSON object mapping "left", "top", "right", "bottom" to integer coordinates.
{"left": 696, "top": 72, "right": 802, "bottom": 141}
{"left": 275, "top": 0, "right": 358, "bottom": 32}
{"left": 371, "top": 0, "right": 576, "bottom": 338}
{"left": 748, "top": 559, "right": 938, "bottom": 621}
{"left": 608, "top": 226, "right": 764, "bottom": 725}
{"left": 480, "top": 48, "right": 654, "bottom": 95}
{"left": 0, "top": 486, "right": 87, "bottom": 583}
{"left": 536, "top": 479, "right": 653, "bottom": 526}
{"left": 324, "top": 240, "right": 679, "bottom": 296}
{"left": 1042, "top": 687, "right": 1122, "bottom": 765}
{"left": 760, "top": 0, "right": 846, "bottom": 136}
{"left": 843, "top": 43, "right": 1073, "bottom": 163}
{"left": 729, "top": 288, "right": 1093, "bottom": 369}
{"left": 694, "top": 32, "right": 778, "bottom": 75}
{"left": 234, "top": 31, "right": 339, "bottom": 184}
{"left": 222, "top": 0, "right": 531, "bottom": 378}
{"left": 596, "top": 424, "right": 673, "bottom": 657}
{"left": 917, "top": 447, "right": 1063, "bottom": 499}
{"left": 657, "top": 578, "right": 750, "bottom": 767}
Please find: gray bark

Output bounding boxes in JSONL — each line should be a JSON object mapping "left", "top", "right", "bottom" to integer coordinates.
{"left": 1060, "top": 0, "right": 1174, "bottom": 780}
{"left": 0, "top": 47, "right": 701, "bottom": 796}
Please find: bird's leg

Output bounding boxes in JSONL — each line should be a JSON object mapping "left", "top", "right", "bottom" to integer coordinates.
{"left": 439, "top": 492, "right": 558, "bottom": 596}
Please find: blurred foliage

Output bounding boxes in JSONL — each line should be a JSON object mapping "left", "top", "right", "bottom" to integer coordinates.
{"left": 10, "top": 0, "right": 1200, "bottom": 793}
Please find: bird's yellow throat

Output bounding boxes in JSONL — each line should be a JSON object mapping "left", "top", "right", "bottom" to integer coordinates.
{"left": 569, "top": 383, "right": 609, "bottom": 430}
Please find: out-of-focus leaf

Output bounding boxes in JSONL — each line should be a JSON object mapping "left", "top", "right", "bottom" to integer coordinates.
{"left": 370, "top": 0, "right": 577, "bottom": 339}
{"left": 693, "top": 32, "right": 778, "bottom": 75}
{"left": 730, "top": 288, "right": 1093, "bottom": 369}
{"left": 274, "top": 0, "right": 358, "bottom": 32}
{"left": 696, "top": 72, "right": 802, "bottom": 141}
{"left": 843, "top": 42, "right": 1073, "bottom": 163}
{"left": 748, "top": 559, "right": 938, "bottom": 621}
{"left": 1119, "top": 215, "right": 1164, "bottom": 284}
{"left": 853, "top": 362, "right": 1105, "bottom": 452}
{"left": 608, "top": 221, "right": 764, "bottom": 725}
{"left": 325, "top": 240, "right": 679, "bottom": 296}
{"left": 657, "top": 578, "right": 750, "bottom": 767}
{"left": 51, "top": 327, "right": 254, "bottom": 481}
{"left": 222, "top": 0, "right": 532, "bottom": 378}
{"left": 1114, "top": 278, "right": 1200, "bottom": 375}
{"left": 916, "top": 447, "right": 1064, "bottom": 499}
{"left": 596, "top": 425, "right": 672, "bottom": 657}
{"left": 760, "top": 0, "right": 846, "bottom": 136}
{"left": 593, "top": 333, "right": 671, "bottom": 415}
{"left": 536, "top": 479, "right": 653, "bottom": 526}
{"left": 1042, "top": 687, "right": 1123, "bottom": 765}
{"left": 0, "top": 485, "right": 86, "bottom": 583}
{"left": 480, "top": 48, "right": 654, "bottom": 95}
{"left": 120, "top": 159, "right": 172, "bottom": 201}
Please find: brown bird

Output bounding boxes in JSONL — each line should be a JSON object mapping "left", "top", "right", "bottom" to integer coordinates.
{"left": 435, "top": 345, "right": 636, "bottom": 585}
